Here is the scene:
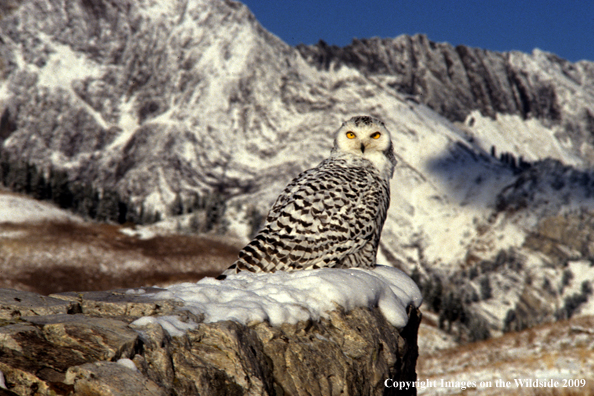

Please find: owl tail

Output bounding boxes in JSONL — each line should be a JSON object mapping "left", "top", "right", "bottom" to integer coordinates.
{"left": 215, "top": 262, "right": 236, "bottom": 280}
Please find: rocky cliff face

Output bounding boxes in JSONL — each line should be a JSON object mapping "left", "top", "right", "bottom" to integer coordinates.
{"left": 298, "top": 36, "right": 594, "bottom": 157}
{"left": 0, "top": 287, "right": 421, "bottom": 396}
{"left": 297, "top": 35, "right": 594, "bottom": 171}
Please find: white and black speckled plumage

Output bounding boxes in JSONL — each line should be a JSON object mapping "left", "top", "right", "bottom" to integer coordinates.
{"left": 218, "top": 116, "right": 396, "bottom": 278}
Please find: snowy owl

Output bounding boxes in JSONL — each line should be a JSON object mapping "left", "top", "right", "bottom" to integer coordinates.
{"left": 217, "top": 116, "right": 397, "bottom": 279}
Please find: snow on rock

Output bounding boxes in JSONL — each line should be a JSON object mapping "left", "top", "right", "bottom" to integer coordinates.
{"left": 131, "top": 266, "right": 422, "bottom": 334}
{"left": 131, "top": 315, "right": 200, "bottom": 338}
{"left": 116, "top": 358, "right": 139, "bottom": 372}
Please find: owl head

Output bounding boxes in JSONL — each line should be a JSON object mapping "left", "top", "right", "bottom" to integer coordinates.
{"left": 332, "top": 116, "right": 397, "bottom": 178}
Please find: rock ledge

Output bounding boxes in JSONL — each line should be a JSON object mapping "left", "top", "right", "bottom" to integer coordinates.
{"left": 0, "top": 287, "right": 421, "bottom": 396}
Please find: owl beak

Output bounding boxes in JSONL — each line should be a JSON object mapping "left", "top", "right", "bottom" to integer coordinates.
{"left": 360, "top": 143, "right": 365, "bottom": 154}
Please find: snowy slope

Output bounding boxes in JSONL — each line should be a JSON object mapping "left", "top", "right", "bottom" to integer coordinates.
{"left": 0, "top": 190, "right": 81, "bottom": 224}
{"left": 1, "top": 0, "right": 594, "bottom": 337}
{"left": 417, "top": 315, "right": 594, "bottom": 395}
{"left": 299, "top": 37, "right": 594, "bottom": 164}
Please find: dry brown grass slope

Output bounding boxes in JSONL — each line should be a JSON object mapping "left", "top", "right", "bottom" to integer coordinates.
{"left": 0, "top": 220, "right": 241, "bottom": 294}
{"left": 417, "top": 316, "right": 594, "bottom": 395}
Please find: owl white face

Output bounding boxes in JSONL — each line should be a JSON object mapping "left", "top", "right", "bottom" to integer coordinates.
{"left": 332, "top": 116, "right": 396, "bottom": 178}
{"left": 335, "top": 118, "right": 392, "bottom": 156}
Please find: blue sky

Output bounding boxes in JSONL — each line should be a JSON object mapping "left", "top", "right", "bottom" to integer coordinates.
{"left": 240, "top": 0, "right": 594, "bottom": 62}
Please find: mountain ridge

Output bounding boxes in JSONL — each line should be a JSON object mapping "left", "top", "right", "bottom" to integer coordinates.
{"left": 297, "top": 34, "right": 594, "bottom": 124}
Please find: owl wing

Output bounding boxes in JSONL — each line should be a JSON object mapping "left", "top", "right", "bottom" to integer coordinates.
{"left": 230, "top": 160, "right": 385, "bottom": 273}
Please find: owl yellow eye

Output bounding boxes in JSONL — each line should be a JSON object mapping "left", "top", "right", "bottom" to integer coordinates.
{"left": 371, "top": 132, "right": 381, "bottom": 139}
{"left": 346, "top": 131, "right": 356, "bottom": 139}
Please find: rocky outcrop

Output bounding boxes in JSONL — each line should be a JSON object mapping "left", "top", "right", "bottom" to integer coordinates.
{"left": 297, "top": 35, "right": 593, "bottom": 125}
{"left": 0, "top": 287, "right": 421, "bottom": 396}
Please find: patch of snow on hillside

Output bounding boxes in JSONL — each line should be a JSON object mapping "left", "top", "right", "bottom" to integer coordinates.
{"left": 34, "top": 34, "right": 109, "bottom": 130}
{"left": 563, "top": 260, "right": 594, "bottom": 317}
{"left": 119, "top": 226, "right": 157, "bottom": 240}
{"left": 131, "top": 266, "right": 422, "bottom": 335}
{"left": 36, "top": 34, "right": 104, "bottom": 90}
{"left": 464, "top": 111, "right": 582, "bottom": 166}
{"left": 0, "top": 192, "right": 80, "bottom": 224}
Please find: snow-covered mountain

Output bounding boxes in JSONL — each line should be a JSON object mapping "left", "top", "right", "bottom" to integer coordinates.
{"left": 298, "top": 36, "right": 594, "bottom": 164}
{"left": 1, "top": 0, "right": 594, "bottom": 339}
